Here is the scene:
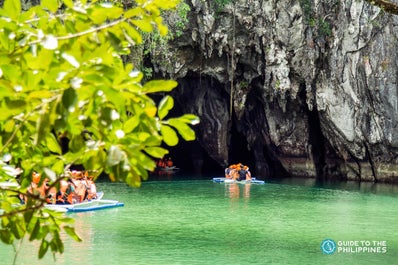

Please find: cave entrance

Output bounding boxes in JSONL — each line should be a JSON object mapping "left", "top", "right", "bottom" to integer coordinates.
{"left": 299, "top": 84, "right": 326, "bottom": 178}
{"left": 149, "top": 89, "right": 224, "bottom": 178}
{"left": 165, "top": 139, "right": 223, "bottom": 176}
{"left": 228, "top": 117, "right": 255, "bottom": 169}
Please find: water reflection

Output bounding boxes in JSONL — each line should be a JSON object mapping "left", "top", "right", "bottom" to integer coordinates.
{"left": 225, "top": 183, "right": 251, "bottom": 200}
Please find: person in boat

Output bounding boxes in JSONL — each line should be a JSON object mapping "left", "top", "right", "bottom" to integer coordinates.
{"left": 56, "top": 178, "right": 77, "bottom": 204}
{"left": 85, "top": 171, "right": 98, "bottom": 200}
{"left": 225, "top": 164, "right": 238, "bottom": 179}
{"left": 225, "top": 163, "right": 252, "bottom": 181}
{"left": 238, "top": 165, "right": 252, "bottom": 181}
{"left": 225, "top": 167, "right": 232, "bottom": 178}
{"left": 225, "top": 164, "right": 237, "bottom": 179}
{"left": 156, "top": 158, "right": 166, "bottom": 168}
{"left": 166, "top": 157, "right": 173, "bottom": 167}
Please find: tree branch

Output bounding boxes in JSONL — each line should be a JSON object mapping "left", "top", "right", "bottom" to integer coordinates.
{"left": 27, "top": 17, "right": 126, "bottom": 46}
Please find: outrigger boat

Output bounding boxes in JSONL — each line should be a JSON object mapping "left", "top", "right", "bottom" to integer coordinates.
{"left": 45, "top": 192, "right": 124, "bottom": 213}
{"left": 212, "top": 177, "right": 265, "bottom": 185}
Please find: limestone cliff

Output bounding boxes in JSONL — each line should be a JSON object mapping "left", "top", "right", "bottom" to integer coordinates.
{"left": 147, "top": 0, "right": 398, "bottom": 182}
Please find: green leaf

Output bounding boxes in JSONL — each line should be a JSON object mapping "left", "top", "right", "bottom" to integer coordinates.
{"left": 125, "top": 171, "right": 141, "bottom": 188}
{"left": 122, "top": 22, "right": 142, "bottom": 44}
{"left": 69, "top": 135, "right": 85, "bottom": 152}
{"left": 156, "top": 19, "right": 168, "bottom": 36}
{"left": 63, "top": 226, "right": 82, "bottom": 242}
{"left": 3, "top": 0, "right": 21, "bottom": 20}
{"left": 46, "top": 134, "right": 61, "bottom": 154}
{"left": 52, "top": 159, "right": 64, "bottom": 174}
{"left": 10, "top": 218, "right": 25, "bottom": 239}
{"left": 89, "top": 8, "right": 109, "bottom": 24}
{"left": 35, "top": 104, "right": 51, "bottom": 145}
{"left": 143, "top": 80, "right": 177, "bottom": 93}
{"left": 131, "top": 19, "right": 153, "bottom": 32}
{"left": 62, "top": 0, "right": 73, "bottom": 8}
{"left": 168, "top": 119, "right": 196, "bottom": 141}
{"left": 29, "top": 219, "right": 41, "bottom": 241}
{"left": 105, "top": 6, "right": 123, "bottom": 19}
{"left": 160, "top": 124, "right": 178, "bottom": 146}
{"left": 52, "top": 232, "right": 64, "bottom": 253}
{"left": 39, "top": 239, "right": 49, "bottom": 259}
{"left": 158, "top": 95, "right": 173, "bottom": 120}
{"left": 0, "top": 229, "right": 14, "bottom": 244}
{"left": 144, "top": 146, "right": 168, "bottom": 158}
{"left": 124, "top": 8, "right": 141, "bottom": 19}
{"left": 155, "top": 0, "right": 179, "bottom": 9}
{"left": 176, "top": 114, "right": 200, "bottom": 125}
{"left": 62, "top": 88, "right": 77, "bottom": 110}
{"left": 42, "top": 0, "right": 59, "bottom": 13}
{"left": 23, "top": 210, "right": 34, "bottom": 225}
{"left": 123, "top": 116, "right": 140, "bottom": 133}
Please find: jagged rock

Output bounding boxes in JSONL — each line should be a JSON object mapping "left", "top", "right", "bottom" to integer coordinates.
{"left": 149, "top": 0, "right": 398, "bottom": 182}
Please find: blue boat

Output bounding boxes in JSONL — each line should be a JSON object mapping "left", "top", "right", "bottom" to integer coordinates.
{"left": 45, "top": 192, "right": 124, "bottom": 213}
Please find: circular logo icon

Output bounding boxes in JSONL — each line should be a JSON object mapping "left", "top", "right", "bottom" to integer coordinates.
{"left": 320, "top": 239, "right": 336, "bottom": 254}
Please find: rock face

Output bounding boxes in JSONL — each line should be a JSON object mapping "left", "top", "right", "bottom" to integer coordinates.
{"left": 149, "top": 0, "right": 398, "bottom": 182}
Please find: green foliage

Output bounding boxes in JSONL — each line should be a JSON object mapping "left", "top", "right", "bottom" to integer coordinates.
{"left": 0, "top": 0, "right": 198, "bottom": 260}
{"left": 137, "top": 1, "right": 190, "bottom": 76}
{"left": 175, "top": 1, "right": 191, "bottom": 37}
{"left": 214, "top": 0, "right": 234, "bottom": 12}
{"left": 317, "top": 18, "right": 332, "bottom": 37}
{"left": 299, "top": 0, "right": 333, "bottom": 38}
{"left": 299, "top": 0, "right": 314, "bottom": 24}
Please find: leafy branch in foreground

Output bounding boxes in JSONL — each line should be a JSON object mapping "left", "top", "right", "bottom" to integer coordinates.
{"left": 0, "top": 0, "right": 199, "bottom": 260}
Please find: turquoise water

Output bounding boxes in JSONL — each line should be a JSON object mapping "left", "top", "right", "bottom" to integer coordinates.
{"left": 1, "top": 177, "right": 398, "bottom": 265}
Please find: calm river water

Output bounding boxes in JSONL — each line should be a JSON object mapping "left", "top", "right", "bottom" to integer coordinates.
{"left": 1, "top": 176, "right": 398, "bottom": 265}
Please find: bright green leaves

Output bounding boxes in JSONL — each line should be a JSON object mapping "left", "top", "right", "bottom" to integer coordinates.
{"left": 62, "top": 88, "right": 78, "bottom": 111}
{"left": 158, "top": 97, "right": 199, "bottom": 146}
{"left": 2, "top": 0, "right": 21, "bottom": 20}
{"left": 46, "top": 134, "right": 62, "bottom": 155}
{"left": 42, "top": 0, "right": 59, "bottom": 13}
{"left": 160, "top": 124, "right": 179, "bottom": 146}
{"left": 143, "top": 80, "right": 177, "bottom": 93}
{"left": 63, "top": 226, "right": 82, "bottom": 242}
{"left": 168, "top": 118, "right": 196, "bottom": 141}
{"left": 158, "top": 95, "right": 174, "bottom": 120}
{"left": 39, "top": 240, "right": 49, "bottom": 259}
{"left": 89, "top": 5, "right": 123, "bottom": 24}
{"left": 0, "top": 0, "right": 199, "bottom": 260}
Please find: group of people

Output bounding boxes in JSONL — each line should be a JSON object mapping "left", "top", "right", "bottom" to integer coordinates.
{"left": 156, "top": 157, "right": 174, "bottom": 168}
{"left": 225, "top": 163, "right": 252, "bottom": 181}
{"left": 26, "top": 170, "right": 98, "bottom": 205}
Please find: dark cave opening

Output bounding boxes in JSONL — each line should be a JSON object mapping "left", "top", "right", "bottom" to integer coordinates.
{"left": 298, "top": 84, "right": 326, "bottom": 178}
{"left": 150, "top": 82, "right": 224, "bottom": 177}
{"left": 228, "top": 118, "right": 255, "bottom": 168}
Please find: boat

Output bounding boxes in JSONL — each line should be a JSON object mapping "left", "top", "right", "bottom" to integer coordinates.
{"left": 212, "top": 177, "right": 265, "bottom": 185}
{"left": 45, "top": 192, "right": 124, "bottom": 213}
{"left": 157, "top": 166, "right": 180, "bottom": 172}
